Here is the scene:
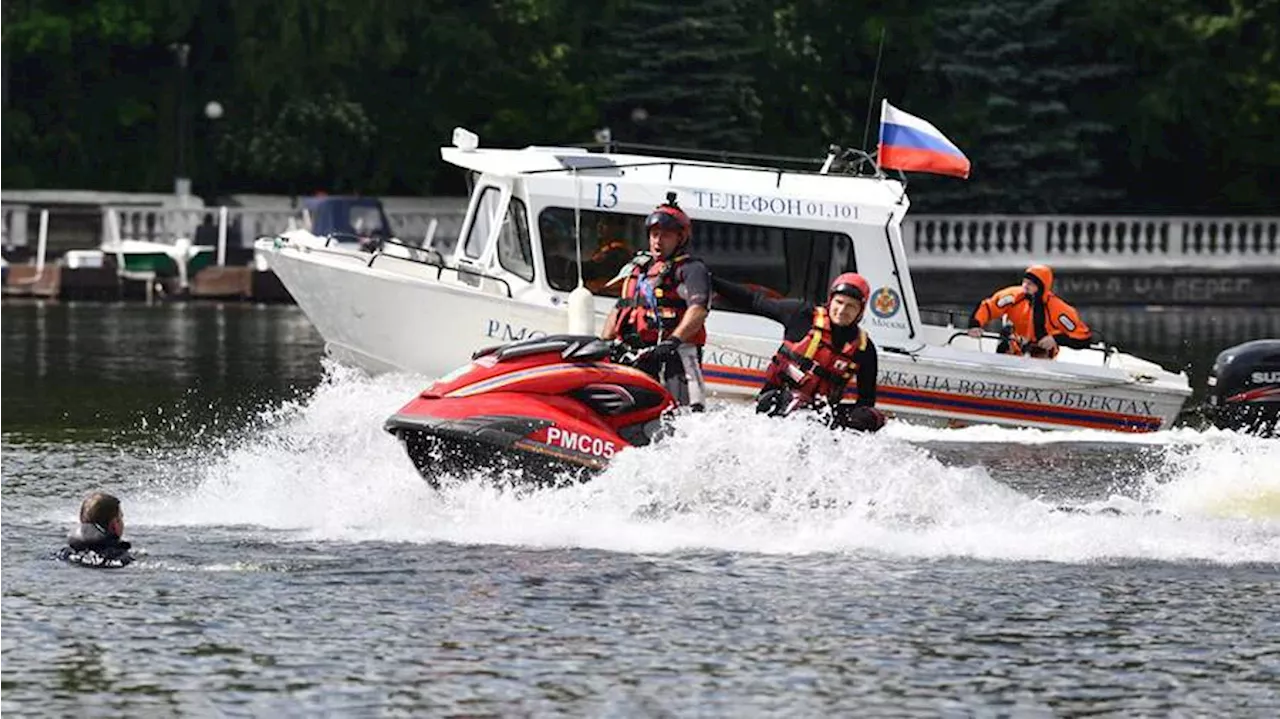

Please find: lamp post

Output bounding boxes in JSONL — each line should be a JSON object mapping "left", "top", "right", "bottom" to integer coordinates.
{"left": 202, "top": 100, "right": 229, "bottom": 265}
{"left": 171, "top": 42, "right": 192, "bottom": 200}
{"left": 204, "top": 100, "right": 224, "bottom": 204}
{"left": 630, "top": 106, "right": 649, "bottom": 144}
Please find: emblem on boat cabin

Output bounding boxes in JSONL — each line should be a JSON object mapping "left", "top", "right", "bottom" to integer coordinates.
{"left": 870, "top": 287, "right": 901, "bottom": 318}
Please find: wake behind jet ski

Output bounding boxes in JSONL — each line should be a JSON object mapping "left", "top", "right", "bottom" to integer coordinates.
{"left": 384, "top": 335, "right": 675, "bottom": 488}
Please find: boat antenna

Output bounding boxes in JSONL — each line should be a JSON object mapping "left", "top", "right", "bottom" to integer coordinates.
{"left": 859, "top": 26, "right": 888, "bottom": 156}
{"left": 565, "top": 168, "right": 595, "bottom": 335}
{"left": 572, "top": 168, "right": 584, "bottom": 287}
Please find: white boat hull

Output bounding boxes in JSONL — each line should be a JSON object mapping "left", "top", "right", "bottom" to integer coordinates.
{"left": 265, "top": 241, "right": 1190, "bottom": 432}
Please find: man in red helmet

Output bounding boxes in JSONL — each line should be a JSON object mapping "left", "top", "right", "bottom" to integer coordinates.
{"left": 602, "top": 193, "right": 711, "bottom": 409}
{"left": 966, "top": 264, "right": 1092, "bottom": 359}
{"left": 711, "top": 272, "right": 886, "bottom": 432}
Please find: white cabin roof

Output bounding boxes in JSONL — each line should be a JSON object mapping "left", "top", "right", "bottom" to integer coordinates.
{"left": 440, "top": 145, "right": 909, "bottom": 212}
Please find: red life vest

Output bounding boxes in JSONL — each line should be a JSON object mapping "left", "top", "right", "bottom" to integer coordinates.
{"left": 614, "top": 254, "right": 707, "bottom": 346}
{"left": 763, "top": 307, "right": 865, "bottom": 403}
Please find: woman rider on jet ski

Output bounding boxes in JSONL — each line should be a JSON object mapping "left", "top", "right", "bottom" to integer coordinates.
{"left": 712, "top": 273, "right": 887, "bottom": 432}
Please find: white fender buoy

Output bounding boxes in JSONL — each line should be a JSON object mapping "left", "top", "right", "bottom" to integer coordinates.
{"left": 567, "top": 284, "right": 595, "bottom": 335}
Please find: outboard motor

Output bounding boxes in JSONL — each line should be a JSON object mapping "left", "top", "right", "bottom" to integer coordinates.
{"left": 1206, "top": 339, "right": 1280, "bottom": 436}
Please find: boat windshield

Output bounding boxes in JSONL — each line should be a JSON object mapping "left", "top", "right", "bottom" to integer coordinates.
{"left": 347, "top": 204, "right": 389, "bottom": 237}
{"left": 301, "top": 198, "right": 392, "bottom": 239}
{"left": 537, "top": 207, "right": 856, "bottom": 304}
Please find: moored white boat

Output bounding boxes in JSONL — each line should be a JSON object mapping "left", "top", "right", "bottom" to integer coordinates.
{"left": 258, "top": 129, "right": 1191, "bottom": 432}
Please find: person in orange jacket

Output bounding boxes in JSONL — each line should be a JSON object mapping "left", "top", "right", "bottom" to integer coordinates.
{"left": 583, "top": 217, "right": 634, "bottom": 294}
{"left": 966, "top": 264, "right": 1092, "bottom": 359}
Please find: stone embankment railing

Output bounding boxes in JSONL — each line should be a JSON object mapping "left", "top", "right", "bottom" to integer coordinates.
{"left": 901, "top": 215, "right": 1280, "bottom": 270}
{"left": 5, "top": 201, "right": 1279, "bottom": 271}
{"left": 102, "top": 202, "right": 469, "bottom": 261}
{"left": 2, "top": 197, "right": 470, "bottom": 264}
{"left": 2, "top": 204, "right": 31, "bottom": 246}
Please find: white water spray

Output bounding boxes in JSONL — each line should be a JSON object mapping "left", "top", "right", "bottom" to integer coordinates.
{"left": 135, "top": 364, "right": 1280, "bottom": 565}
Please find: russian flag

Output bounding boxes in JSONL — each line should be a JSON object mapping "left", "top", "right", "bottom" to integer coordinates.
{"left": 877, "top": 100, "right": 971, "bottom": 179}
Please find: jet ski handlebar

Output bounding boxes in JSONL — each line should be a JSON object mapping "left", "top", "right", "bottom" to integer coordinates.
{"left": 468, "top": 333, "right": 661, "bottom": 370}
{"left": 470, "top": 334, "right": 631, "bottom": 364}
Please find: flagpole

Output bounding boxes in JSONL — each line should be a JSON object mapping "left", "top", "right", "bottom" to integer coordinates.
{"left": 875, "top": 99, "right": 888, "bottom": 172}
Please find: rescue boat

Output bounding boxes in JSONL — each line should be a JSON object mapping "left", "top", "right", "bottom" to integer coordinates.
{"left": 257, "top": 128, "right": 1191, "bottom": 431}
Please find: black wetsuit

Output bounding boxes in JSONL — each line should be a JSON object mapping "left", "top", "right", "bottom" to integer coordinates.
{"left": 56, "top": 523, "right": 135, "bottom": 568}
{"left": 713, "top": 277, "right": 884, "bottom": 431}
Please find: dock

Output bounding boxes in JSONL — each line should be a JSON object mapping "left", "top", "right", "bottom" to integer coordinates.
{"left": 1, "top": 192, "right": 467, "bottom": 303}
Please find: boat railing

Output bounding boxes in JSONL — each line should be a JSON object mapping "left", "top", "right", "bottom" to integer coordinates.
{"left": 523, "top": 149, "right": 888, "bottom": 188}
{"left": 321, "top": 233, "right": 436, "bottom": 254}
{"left": 380, "top": 235, "right": 446, "bottom": 263}
{"left": 363, "top": 244, "right": 513, "bottom": 299}
{"left": 944, "top": 328, "right": 1120, "bottom": 367}
{"left": 452, "top": 265, "right": 513, "bottom": 298}
{"left": 580, "top": 141, "right": 888, "bottom": 178}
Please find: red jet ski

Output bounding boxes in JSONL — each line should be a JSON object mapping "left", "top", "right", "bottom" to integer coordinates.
{"left": 384, "top": 335, "right": 675, "bottom": 487}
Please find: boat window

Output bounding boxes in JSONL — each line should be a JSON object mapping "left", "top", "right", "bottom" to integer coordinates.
{"left": 496, "top": 197, "right": 534, "bottom": 282}
{"left": 463, "top": 186, "right": 503, "bottom": 259}
{"left": 538, "top": 208, "right": 644, "bottom": 296}
{"left": 537, "top": 207, "right": 855, "bottom": 304}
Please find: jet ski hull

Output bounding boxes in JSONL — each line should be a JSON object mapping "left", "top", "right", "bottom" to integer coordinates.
{"left": 385, "top": 412, "right": 607, "bottom": 488}
{"left": 384, "top": 335, "right": 675, "bottom": 489}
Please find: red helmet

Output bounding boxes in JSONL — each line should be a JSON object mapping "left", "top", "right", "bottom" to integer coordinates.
{"left": 829, "top": 272, "right": 870, "bottom": 303}
{"left": 645, "top": 194, "right": 692, "bottom": 244}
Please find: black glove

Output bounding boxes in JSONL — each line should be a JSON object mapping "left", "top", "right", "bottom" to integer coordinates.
{"left": 756, "top": 388, "right": 811, "bottom": 417}
{"left": 649, "top": 337, "right": 682, "bottom": 360}
{"left": 831, "top": 405, "right": 886, "bottom": 432}
{"left": 756, "top": 388, "right": 787, "bottom": 416}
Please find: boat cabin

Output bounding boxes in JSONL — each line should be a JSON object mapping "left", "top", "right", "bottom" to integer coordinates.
{"left": 438, "top": 128, "right": 924, "bottom": 350}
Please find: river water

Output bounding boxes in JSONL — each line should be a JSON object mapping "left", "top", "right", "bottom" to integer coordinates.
{"left": 3, "top": 300, "right": 1278, "bottom": 716}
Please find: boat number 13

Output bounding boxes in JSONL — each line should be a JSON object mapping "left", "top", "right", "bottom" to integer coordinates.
{"left": 594, "top": 182, "right": 618, "bottom": 209}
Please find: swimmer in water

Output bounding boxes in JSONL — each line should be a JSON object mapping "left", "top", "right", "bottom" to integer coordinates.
{"left": 56, "top": 491, "right": 135, "bottom": 568}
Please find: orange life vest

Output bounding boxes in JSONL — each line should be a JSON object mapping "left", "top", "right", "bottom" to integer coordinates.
{"left": 614, "top": 254, "right": 707, "bottom": 346}
{"left": 591, "top": 239, "right": 629, "bottom": 263}
{"left": 763, "top": 307, "right": 866, "bottom": 403}
{"left": 972, "top": 286, "right": 1090, "bottom": 358}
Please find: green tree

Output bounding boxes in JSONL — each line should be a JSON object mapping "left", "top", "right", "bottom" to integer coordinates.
{"left": 596, "top": 0, "right": 762, "bottom": 150}
{"left": 216, "top": 0, "right": 600, "bottom": 194}
{"left": 3, "top": 0, "right": 1277, "bottom": 212}
{"left": 2, "top": 0, "right": 180, "bottom": 190}
{"left": 216, "top": 94, "right": 375, "bottom": 194}
{"left": 753, "top": 0, "right": 940, "bottom": 160}
{"left": 916, "top": 0, "right": 1124, "bottom": 212}
{"left": 1082, "top": 0, "right": 1280, "bottom": 212}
